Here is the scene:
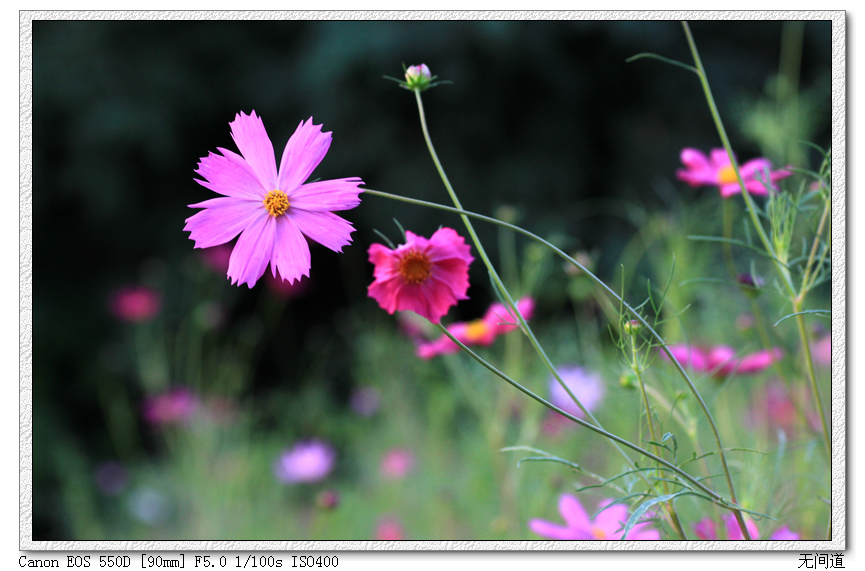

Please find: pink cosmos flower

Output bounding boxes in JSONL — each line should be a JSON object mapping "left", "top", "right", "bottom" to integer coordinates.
{"left": 367, "top": 227, "right": 473, "bottom": 324}
{"left": 380, "top": 448, "right": 415, "bottom": 480}
{"left": 273, "top": 439, "right": 336, "bottom": 484}
{"left": 693, "top": 514, "right": 800, "bottom": 540}
{"left": 529, "top": 494, "right": 659, "bottom": 540}
{"left": 415, "top": 297, "right": 535, "bottom": 359}
{"left": 677, "top": 148, "right": 792, "bottom": 199}
{"left": 142, "top": 388, "right": 199, "bottom": 425}
{"left": 746, "top": 379, "right": 821, "bottom": 436}
{"left": 109, "top": 286, "right": 161, "bottom": 323}
{"left": 660, "top": 344, "right": 782, "bottom": 378}
{"left": 185, "top": 111, "right": 363, "bottom": 288}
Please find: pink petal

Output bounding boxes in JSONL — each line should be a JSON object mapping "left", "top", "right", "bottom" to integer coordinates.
{"left": 738, "top": 158, "right": 773, "bottom": 179}
{"left": 289, "top": 178, "right": 364, "bottom": 212}
{"left": 184, "top": 197, "right": 262, "bottom": 249}
{"left": 737, "top": 348, "right": 782, "bottom": 374}
{"left": 693, "top": 518, "right": 718, "bottom": 540}
{"left": 724, "top": 514, "right": 760, "bottom": 540}
{"left": 368, "top": 244, "right": 401, "bottom": 281}
{"left": 270, "top": 217, "right": 312, "bottom": 285}
{"left": 195, "top": 148, "right": 267, "bottom": 200}
{"left": 278, "top": 118, "right": 332, "bottom": 192}
{"left": 719, "top": 182, "right": 747, "bottom": 198}
{"left": 594, "top": 502, "right": 629, "bottom": 537}
{"left": 229, "top": 111, "right": 278, "bottom": 190}
{"left": 664, "top": 345, "right": 708, "bottom": 371}
{"left": 290, "top": 209, "right": 356, "bottom": 253}
{"left": 710, "top": 148, "right": 734, "bottom": 168}
{"left": 558, "top": 494, "right": 592, "bottom": 531}
{"left": 425, "top": 227, "right": 474, "bottom": 263}
{"left": 706, "top": 345, "right": 737, "bottom": 375}
{"left": 529, "top": 518, "right": 582, "bottom": 540}
{"left": 679, "top": 148, "right": 711, "bottom": 171}
{"left": 769, "top": 525, "right": 800, "bottom": 540}
{"left": 227, "top": 213, "right": 278, "bottom": 288}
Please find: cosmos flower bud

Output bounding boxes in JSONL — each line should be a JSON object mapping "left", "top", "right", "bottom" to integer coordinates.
{"left": 404, "top": 64, "right": 432, "bottom": 90}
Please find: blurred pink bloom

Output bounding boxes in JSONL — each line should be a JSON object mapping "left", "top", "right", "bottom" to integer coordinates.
{"left": 274, "top": 439, "right": 336, "bottom": 484}
{"left": 374, "top": 517, "right": 405, "bottom": 540}
{"left": 185, "top": 111, "right": 363, "bottom": 287}
{"left": 529, "top": 494, "right": 659, "bottom": 540}
{"left": 693, "top": 514, "right": 799, "bottom": 540}
{"left": 416, "top": 297, "right": 535, "bottom": 359}
{"left": 367, "top": 227, "right": 473, "bottom": 324}
{"left": 380, "top": 448, "right": 415, "bottom": 480}
{"left": 746, "top": 379, "right": 821, "bottom": 436}
{"left": 677, "top": 148, "right": 792, "bottom": 199}
{"left": 661, "top": 344, "right": 782, "bottom": 378}
{"left": 109, "top": 286, "right": 161, "bottom": 323}
{"left": 813, "top": 334, "right": 831, "bottom": 367}
{"left": 548, "top": 365, "right": 606, "bottom": 419}
{"left": 142, "top": 388, "right": 199, "bottom": 425}
{"left": 350, "top": 385, "right": 380, "bottom": 417}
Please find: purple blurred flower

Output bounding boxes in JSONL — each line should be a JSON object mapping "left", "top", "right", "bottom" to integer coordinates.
{"left": 142, "top": 388, "right": 199, "bottom": 425}
{"left": 185, "top": 111, "right": 363, "bottom": 287}
{"left": 693, "top": 514, "right": 800, "bottom": 540}
{"left": 380, "top": 448, "right": 415, "bottom": 480}
{"left": 676, "top": 147, "right": 792, "bottom": 199}
{"left": 529, "top": 494, "right": 659, "bottom": 540}
{"left": 548, "top": 365, "right": 605, "bottom": 419}
{"left": 274, "top": 439, "right": 336, "bottom": 484}
{"left": 109, "top": 286, "right": 161, "bottom": 323}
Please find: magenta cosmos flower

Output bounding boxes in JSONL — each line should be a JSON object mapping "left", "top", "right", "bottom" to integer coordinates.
{"left": 416, "top": 297, "right": 535, "bottom": 359}
{"left": 367, "top": 227, "right": 473, "bottom": 324}
{"left": 661, "top": 344, "right": 782, "bottom": 378}
{"left": 184, "top": 111, "right": 363, "bottom": 287}
{"left": 273, "top": 439, "right": 336, "bottom": 484}
{"left": 693, "top": 514, "right": 799, "bottom": 540}
{"left": 677, "top": 148, "right": 791, "bottom": 199}
{"left": 529, "top": 494, "right": 659, "bottom": 540}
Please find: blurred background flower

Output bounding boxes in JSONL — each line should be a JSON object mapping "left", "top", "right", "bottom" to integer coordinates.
{"left": 273, "top": 440, "right": 336, "bottom": 484}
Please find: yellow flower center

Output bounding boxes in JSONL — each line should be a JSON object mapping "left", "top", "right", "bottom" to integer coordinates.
{"left": 717, "top": 164, "right": 739, "bottom": 185}
{"left": 591, "top": 527, "right": 608, "bottom": 540}
{"left": 263, "top": 190, "right": 290, "bottom": 217}
{"left": 399, "top": 250, "right": 432, "bottom": 285}
{"left": 464, "top": 320, "right": 489, "bottom": 342}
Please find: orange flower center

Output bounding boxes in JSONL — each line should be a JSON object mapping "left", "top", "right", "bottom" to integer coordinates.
{"left": 717, "top": 164, "right": 739, "bottom": 185}
{"left": 398, "top": 250, "right": 432, "bottom": 285}
{"left": 263, "top": 190, "right": 290, "bottom": 217}
{"left": 591, "top": 527, "right": 608, "bottom": 540}
{"left": 465, "top": 320, "right": 489, "bottom": 342}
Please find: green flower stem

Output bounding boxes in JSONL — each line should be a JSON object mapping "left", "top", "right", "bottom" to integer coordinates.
{"left": 433, "top": 322, "right": 742, "bottom": 512}
{"left": 682, "top": 21, "right": 831, "bottom": 469}
{"left": 364, "top": 187, "right": 746, "bottom": 518}
{"left": 630, "top": 334, "right": 688, "bottom": 539}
